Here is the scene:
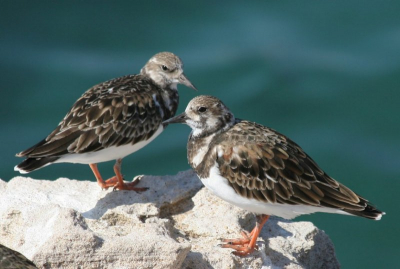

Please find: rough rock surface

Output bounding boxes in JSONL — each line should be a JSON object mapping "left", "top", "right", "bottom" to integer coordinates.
{"left": 0, "top": 170, "right": 340, "bottom": 269}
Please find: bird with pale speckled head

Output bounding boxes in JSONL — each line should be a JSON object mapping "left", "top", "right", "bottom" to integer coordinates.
{"left": 164, "top": 95, "right": 384, "bottom": 256}
{"left": 15, "top": 52, "right": 197, "bottom": 191}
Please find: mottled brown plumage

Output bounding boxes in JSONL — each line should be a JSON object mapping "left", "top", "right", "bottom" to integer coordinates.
{"left": 15, "top": 52, "right": 196, "bottom": 191}
{"left": 196, "top": 120, "right": 376, "bottom": 216}
{"left": 19, "top": 75, "right": 175, "bottom": 158}
{"left": 0, "top": 244, "right": 37, "bottom": 269}
{"left": 164, "top": 95, "right": 384, "bottom": 256}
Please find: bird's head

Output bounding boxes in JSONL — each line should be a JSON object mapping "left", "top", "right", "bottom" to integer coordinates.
{"left": 141, "top": 52, "right": 197, "bottom": 91}
{"left": 163, "top": 95, "right": 235, "bottom": 138}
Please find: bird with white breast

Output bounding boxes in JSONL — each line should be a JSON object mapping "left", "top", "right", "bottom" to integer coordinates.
{"left": 163, "top": 95, "right": 384, "bottom": 256}
{"left": 15, "top": 52, "right": 196, "bottom": 191}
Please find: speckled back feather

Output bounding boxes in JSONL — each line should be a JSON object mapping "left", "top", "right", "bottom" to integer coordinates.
{"left": 17, "top": 75, "right": 177, "bottom": 158}
{"left": 0, "top": 244, "right": 37, "bottom": 269}
{"left": 185, "top": 97, "right": 383, "bottom": 220}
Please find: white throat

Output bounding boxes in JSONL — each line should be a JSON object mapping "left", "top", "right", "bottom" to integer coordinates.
{"left": 190, "top": 133, "right": 216, "bottom": 168}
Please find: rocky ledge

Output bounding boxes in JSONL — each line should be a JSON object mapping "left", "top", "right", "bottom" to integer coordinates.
{"left": 0, "top": 170, "right": 339, "bottom": 269}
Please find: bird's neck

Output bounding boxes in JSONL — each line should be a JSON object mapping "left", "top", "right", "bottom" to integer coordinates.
{"left": 140, "top": 68, "right": 179, "bottom": 119}
{"left": 140, "top": 67, "right": 167, "bottom": 88}
{"left": 187, "top": 132, "right": 217, "bottom": 169}
{"left": 160, "top": 86, "right": 179, "bottom": 120}
{"left": 190, "top": 114, "right": 236, "bottom": 140}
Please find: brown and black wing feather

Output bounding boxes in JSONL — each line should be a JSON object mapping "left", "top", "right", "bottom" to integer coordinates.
{"left": 16, "top": 75, "right": 174, "bottom": 172}
{"left": 0, "top": 244, "right": 37, "bottom": 269}
{"left": 201, "top": 121, "right": 382, "bottom": 220}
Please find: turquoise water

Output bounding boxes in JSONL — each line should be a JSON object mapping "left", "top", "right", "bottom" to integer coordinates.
{"left": 1, "top": 1, "right": 399, "bottom": 268}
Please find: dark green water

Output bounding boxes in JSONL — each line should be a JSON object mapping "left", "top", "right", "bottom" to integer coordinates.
{"left": 1, "top": 1, "right": 399, "bottom": 268}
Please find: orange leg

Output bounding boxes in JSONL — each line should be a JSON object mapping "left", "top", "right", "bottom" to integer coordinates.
{"left": 220, "top": 214, "right": 270, "bottom": 256}
{"left": 89, "top": 163, "right": 111, "bottom": 189}
{"left": 111, "top": 159, "right": 148, "bottom": 192}
{"left": 89, "top": 160, "right": 148, "bottom": 192}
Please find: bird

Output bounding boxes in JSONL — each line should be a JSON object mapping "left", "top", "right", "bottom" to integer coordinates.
{"left": 0, "top": 244, "right": 37, "bottom": 269}
{"left": 15, "top": 52, "right": 197, "bottom": 191}
{"left": 163, "top": 95, "right": 385, "bottom": 256}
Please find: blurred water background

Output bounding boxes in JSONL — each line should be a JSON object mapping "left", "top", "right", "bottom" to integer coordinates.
{"left": 1, "top": 1, "right": 399, "bottom": 268}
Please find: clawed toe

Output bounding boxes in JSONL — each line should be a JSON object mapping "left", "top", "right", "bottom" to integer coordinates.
{"left": 220, "top": 234, "right": 254, "bottom": 256}
{"left": 219, "top": 215, "right": 270, "bottom": 257}
{"left": 221, "top": 230, "right": 251, "bottom": 245}
{"left": 220, "top": 242, "right": 256, "bottom": 256}
{"left": 96, "top": 173, "right": 149, "bottom": 192}
{"left": 112, "top": 174, "right": 148, "bottom": 192}
{"left": 92, "top": 159, "right": 149, "bottom": 192}
{"left": 112, "top": 181, "right": 149, "bottom": 192}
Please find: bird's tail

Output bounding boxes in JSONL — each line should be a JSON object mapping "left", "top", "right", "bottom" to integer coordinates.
{"left": 14, "top": 156, "right": 59, "bottom": 174}
{"left": 344, "top": 199, "right": 385, "bottom": 220}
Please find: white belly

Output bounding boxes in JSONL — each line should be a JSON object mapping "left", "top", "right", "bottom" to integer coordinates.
{"left": 200, "top": 164, "right": 351, "bottom": 219}
{"left": 56, "top": 125, "right": 163, "bottom": 164}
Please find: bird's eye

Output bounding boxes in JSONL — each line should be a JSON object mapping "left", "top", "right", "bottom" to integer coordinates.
{"left": 161, "top": 65, "right": 169, "bottom": 71}
{"left": 198, "top": 107, "right": 207, "bottom": 113}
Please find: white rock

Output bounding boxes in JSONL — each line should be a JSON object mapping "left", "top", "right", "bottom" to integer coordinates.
{"left": 0, "top": 170, "right": 339, "bottom": 269}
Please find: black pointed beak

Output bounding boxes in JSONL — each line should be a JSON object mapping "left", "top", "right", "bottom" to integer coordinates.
{"left": 178, "top": 73, "right": 197, "bottom": 91}
{"left": 163, "top": 112, "right": 188, "bottom": 126}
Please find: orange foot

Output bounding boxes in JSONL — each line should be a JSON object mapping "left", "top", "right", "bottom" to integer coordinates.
{"left": 112, "top": 175, "right": 148, "bottom": 192}
{"left": 220, "top": 230, "right": 258, "bottom": 256}
{"left": 98, "top": 175, "right": 118, "bottom": 190}
{"left": 219, "top": 215, "right": 270, "bottom": 256}
{"left": 89, "top": 160, "right": 149, "bottom": 192}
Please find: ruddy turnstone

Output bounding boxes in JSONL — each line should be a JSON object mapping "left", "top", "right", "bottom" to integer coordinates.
{"left": 163, "top": 95, "right": 384, "bottom": 256}
{"left": 0, "top": 244, "right": 37, "bottom": 269}
{"left": 15, "top": 52, "right": 196, "bottom": 191}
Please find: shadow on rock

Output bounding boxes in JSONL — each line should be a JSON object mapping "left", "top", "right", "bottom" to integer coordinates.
{"left": 82, "top": 170, "right": 203, "bottom": 219}
{"left": 182, "top": 251, "right": 214, "bottom": 269}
